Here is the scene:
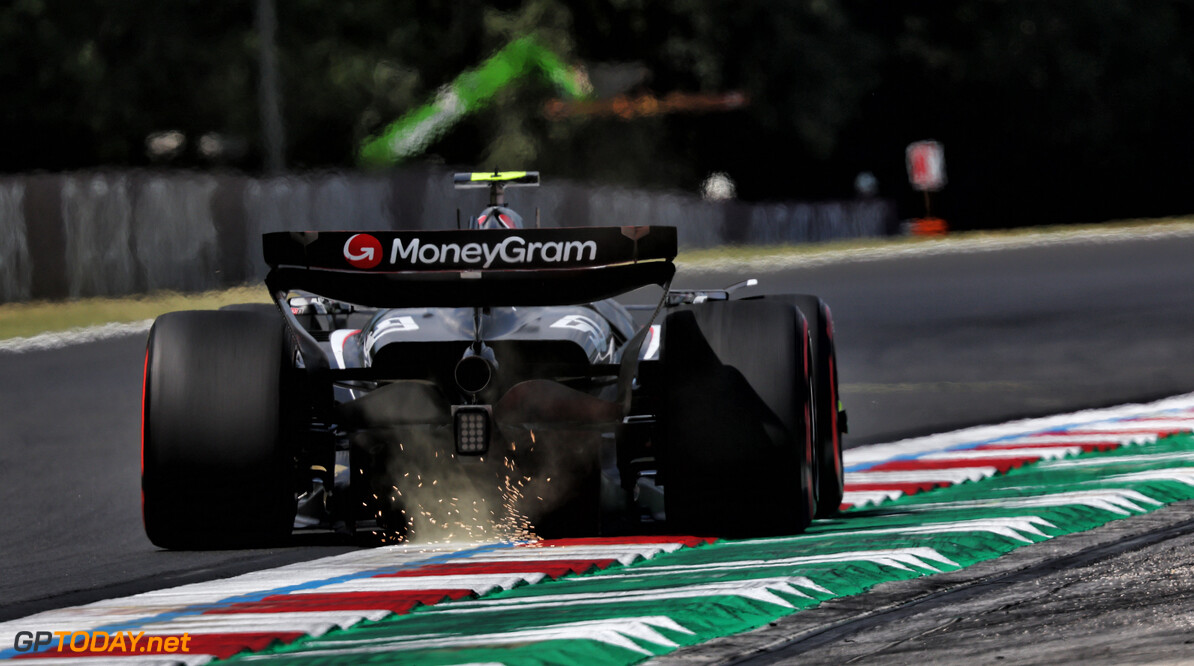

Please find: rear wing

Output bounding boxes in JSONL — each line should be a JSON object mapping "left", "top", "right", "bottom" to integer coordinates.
{"left": 263, "top": 226, "right": 676, "bottom": 309}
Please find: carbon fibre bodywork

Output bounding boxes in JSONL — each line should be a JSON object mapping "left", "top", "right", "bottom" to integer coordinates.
{"left": 142, "top": 172, "right": 837, "bottom": 548}
{"left": 270, "top": 228, "right": 676, "bottom": 538}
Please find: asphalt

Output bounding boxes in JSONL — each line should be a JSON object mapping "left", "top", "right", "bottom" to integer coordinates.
{"left": 3, "top": 231, "right": 1194, "bottom": 641}
{"left": 673, "top": 234, "right": 1194, "bottom": 446}
{"left": 0, "top": 335, "right": 358, "bottom": 621}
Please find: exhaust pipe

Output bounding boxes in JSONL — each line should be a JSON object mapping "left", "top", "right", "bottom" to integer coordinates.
{"left": 455, "top": 346, "right": 497, "bottom": 395}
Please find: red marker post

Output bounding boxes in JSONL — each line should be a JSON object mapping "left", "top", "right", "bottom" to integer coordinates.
{"left": 906, "top": 140, "right": 948, "bottom": 235}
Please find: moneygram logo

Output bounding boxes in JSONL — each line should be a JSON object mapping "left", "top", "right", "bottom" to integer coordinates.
{"left": 343, "top": 233, "right": 383, "bottom": 269}
{"left": 12, "top": 630, "right": 191, "bottom": 655}
{"left": 389, "top": 236, "right": 597, "bottom": 269}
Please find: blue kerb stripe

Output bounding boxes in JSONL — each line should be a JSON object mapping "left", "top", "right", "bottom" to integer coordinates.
{"left": 842, "top": 415, "right": 1165, "bottom": 473}
{"left": 843, "top": 429, "right": 1048, "bottom": 473}
{"left": 2, "top": 541, "right": 518, "bottom": 659}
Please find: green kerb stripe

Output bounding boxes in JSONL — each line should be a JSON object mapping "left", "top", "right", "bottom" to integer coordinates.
{"left": 221, "top": 434, "right": 1194, "bottom": 665}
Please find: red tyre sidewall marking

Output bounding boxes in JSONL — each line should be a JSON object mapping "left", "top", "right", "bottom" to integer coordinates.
{"left": 802, "top": 317, "right": 815, "bottom": 514}
{"left": 140, "top": 343, "right": 150, "bottom": 523}
{"left": 829, "top": 346, "right": 842, "bottom": 480}
{"left": 825, "top": 306, "right": 843, "bottom": 484}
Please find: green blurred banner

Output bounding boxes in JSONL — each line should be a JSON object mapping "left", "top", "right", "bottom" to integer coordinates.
{"left": 358, "top": 37, "right": 588, "bottom": 167}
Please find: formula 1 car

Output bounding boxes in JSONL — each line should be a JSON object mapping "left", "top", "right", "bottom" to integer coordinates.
{"left": 141, "top": 171, "right": 845, "bottom": 548}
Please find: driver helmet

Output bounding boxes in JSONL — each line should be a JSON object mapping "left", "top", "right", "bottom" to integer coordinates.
{"left": 473, "top": 205, "right": 523, "bottom": 230}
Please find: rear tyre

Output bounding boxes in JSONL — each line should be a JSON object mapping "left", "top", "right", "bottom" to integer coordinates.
{"left": 661, "top": 300, "right": 815, "bottom": 538}
{"left": 764, "top": 295, "right": 845, "bottom": 518}
{"left": 534, "top": 467, "right": 602, "bottom": 538}
{"left": 142, "top": 310, "right": 297, "bottom": 549}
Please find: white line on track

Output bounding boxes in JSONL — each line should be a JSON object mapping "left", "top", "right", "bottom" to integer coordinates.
{"left": 917, "top": 447, "right": 1082, "bottom": 461}
{"left": 845, "top": 468, "right": 1000, "bottom": 485}
{"left": 0, "top": 320, "right": 153, "bottom": 354}
{"left": 679, "top": 221, "right": 1194, "bottom": 272}
{"left": 8, "top": 221, "right": 1194, "bottom": 354}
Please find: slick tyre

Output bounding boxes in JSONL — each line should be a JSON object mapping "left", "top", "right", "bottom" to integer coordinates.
{"left": 142, "top": 310, "right": 297, "bottom": 549}
{"left": 764, "top": 294, "right": 845, "bottom": 518}
{"left": 661, "top": 300, "right": 815, "bottom": 538}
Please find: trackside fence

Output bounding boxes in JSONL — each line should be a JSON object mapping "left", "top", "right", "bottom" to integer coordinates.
{"left": 0, "top": 170, "right": 896, "bottom": 303}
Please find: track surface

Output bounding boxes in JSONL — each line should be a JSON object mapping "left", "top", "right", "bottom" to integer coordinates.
{"left": 672, "top": 234, "right": 1194, "bottom": 447}
{"left": 3, "top": 232, "right": 1194, "bottom": 631}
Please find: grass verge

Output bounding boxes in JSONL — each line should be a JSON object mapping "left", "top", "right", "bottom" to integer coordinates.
{"left": 675, "top": 215, "right": 1194, "bottom": 266}
{"left": 0, "top": 285, "right": 271, "bottom": 340}
{"left": 2, "top": 215, "right": 1193, "bottom": 341}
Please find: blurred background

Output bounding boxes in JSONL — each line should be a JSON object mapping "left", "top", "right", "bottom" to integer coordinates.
{"left": 2, "top": 0, "right": 1193, "bottom": 302}
{"left": 7, "top": 1, "right": 1194, "bottom": 621}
